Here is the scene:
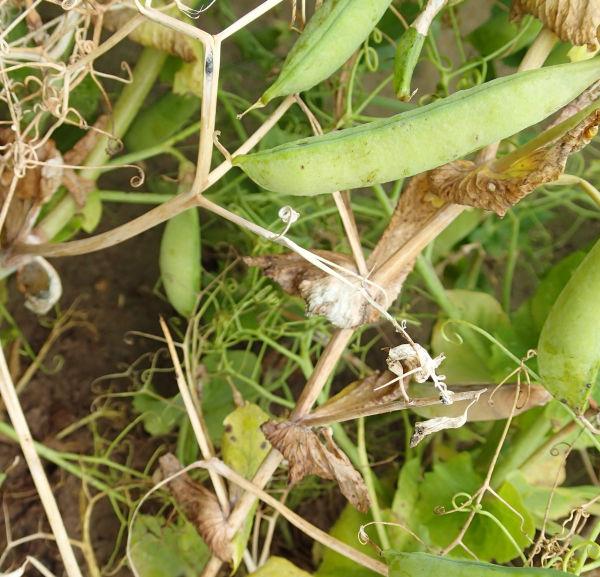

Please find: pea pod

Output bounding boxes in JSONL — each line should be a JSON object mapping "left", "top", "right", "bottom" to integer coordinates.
{"left": 159, "top": 207, "right": 201, "bottom": 317}
{"left": 256, "top": 0, "right": 393, "bottom": 107}
{"left": 384, "top": 552, "right": 571, "bottom": 576}
{"left": 234, "top": 58, "right": 600, "bottom": 196}
{"left": 537, "top": 237, "right": 600, "bottom": 413}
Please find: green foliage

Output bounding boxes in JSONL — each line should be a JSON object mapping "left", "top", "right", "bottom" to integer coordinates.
{"left": 430, "top": 290, "right": 515, "bottom": 384}
{"left": 413, "top": 454, "right": 535, "bottom": 563}
{"left": 315, "top": 505, "right": 379, "bottom": 577}
{"left": 129, "top": 514, "right": 210, "bottom": 577}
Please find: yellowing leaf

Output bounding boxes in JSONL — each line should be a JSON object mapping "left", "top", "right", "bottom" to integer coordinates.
{"left": 511, "top": 0, "right": 600, "bottom": 50}
{"left": 222, "top": 403, "right": 270, "bottom": 494}
{"left": 222, "top": 403, "right": 270, "bottom": 571}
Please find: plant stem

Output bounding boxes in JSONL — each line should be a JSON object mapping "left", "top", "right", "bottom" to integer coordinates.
{"left": 357, "top": 417, "right": 391, "bottom": 550}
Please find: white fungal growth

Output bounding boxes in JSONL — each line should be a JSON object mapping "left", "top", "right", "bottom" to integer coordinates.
{"left": 386, "top": 343, "right": 453, "bottom": 404}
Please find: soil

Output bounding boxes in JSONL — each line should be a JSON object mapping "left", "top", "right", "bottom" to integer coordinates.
{"left": 0, "top": 202, "right": 172, "bottom": 574}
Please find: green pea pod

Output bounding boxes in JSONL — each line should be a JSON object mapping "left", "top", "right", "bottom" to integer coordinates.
{"left": 159, "top": 207, "right": 201, "bottom": 317}
{"left": 537, "top": 237, "right": 600, "bottom": 413}
{"left": 257, "top": 0, "right": 393, "bottom": 107}
{"left": 384, "top": 552, "right": 572, "bottom": 576}
{"left": 234, "top": 58, "right": 600, "bottom": 196}
{"left": 393, "top": 27, "right": 426, "bottom": 101}
{"left": 124, "top": 92, "right": 200, "bottom": 152}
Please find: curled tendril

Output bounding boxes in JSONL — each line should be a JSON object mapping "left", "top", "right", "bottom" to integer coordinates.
{"left": 550, "top": 441, "right": 572, "bottom": 457}
{"left": 130, "top": 166, "right": 145, "bottom": 188}
{"left": 439, "top": 319, "right": 464, "bottom": 345}
{"left": 120, "top": 61, "right": 134, "bottom": 84}
{"left": 61, "top": 0, "right": 78, "bottom": 10}
{"left": 363, "top": 44, "right": 379, "bottom": 72}
{"left": 371, "top": 27, "right": 383, "bottom": 43}
{"left": 451, "top": 492, "right": 476, "bottom": 511}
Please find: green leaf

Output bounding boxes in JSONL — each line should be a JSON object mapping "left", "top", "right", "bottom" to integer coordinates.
{"left": 315, "top": 505, "right": 379, "bottom": 577}
{"left": 248, "top": 557, "right": 312, "bottom": 577}
{"left": 129, "top": 514, "right": 210, "bottom": 577}
{"left": 202, "top": 350, "right": 262, "bottom": 440}
{"left": 509, "top": 471, "right": 600, "bottom": 527}
{"left": 222, "top": 403, "right": 270, "bottom": 572}
{"left": 431, "top": 290, "right": 513, "bottom": 384}
{"left": 222, "top": 403, "right": 270, "bottom": 481}
{"left": 133, "top": 393, "right": 184, "bottom": 436}
{"left": 389, "top": 458, "right": 422, "bottom": 552}
{"left": 418, "top": 454, "right": 534, "bottom": 562}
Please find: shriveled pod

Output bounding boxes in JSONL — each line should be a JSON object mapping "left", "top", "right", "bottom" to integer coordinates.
{"left": 255, "top": 0, "right": 393, "bottom": 108}
{"left": 234, "top": 58, "right": 600, "bottom": 196}
{"left": 537, "top": 237, "right": 600, "bottom": 414}
{"left": 159, "top": 207, "right": 201, "bottom": 317}
{"left": 384, "top": 552, "right": 573, "bottom": 576}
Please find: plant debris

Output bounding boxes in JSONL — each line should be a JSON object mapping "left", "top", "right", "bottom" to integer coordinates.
{"left": 158, "top": 453, "right": 232, "bottom": 562}
{"left": 261, "top": 421, "right": 370, "bottom": 512}
{"left": 427, "top": 108, "right": 600, "bottom": 216}
{"left": 511, "top": 0, "right": 600, "bottom": 50}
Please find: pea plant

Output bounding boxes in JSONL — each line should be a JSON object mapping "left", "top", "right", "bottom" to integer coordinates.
{"left": 0, "top": 1, "right": 599, "bottom": 577}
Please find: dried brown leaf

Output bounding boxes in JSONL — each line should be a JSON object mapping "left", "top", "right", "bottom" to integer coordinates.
{"left": 261, "top": 421, "right": 370, "bottom": 512}
{"left": 0, "top": 130, "right": 63, "bottom": 248}
{"left": 511, "top": 0, "right": 600, "bottom": 50}
{"left": 409, "top": 382, "right": 552, "bottom": 421}
{"left": 428, "top": 109, "right": 600, "bottom": 216}
{"left": 158, "top": 453, "right": 232, "bottom": 562}
{"left": 303, "top": 371, "right": 406, "bottom": 426}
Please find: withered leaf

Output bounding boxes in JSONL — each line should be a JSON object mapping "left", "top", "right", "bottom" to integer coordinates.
{"left": 511, "top": 0, "right": 600, "bottom": 50}
{"left": 158, "top": 453, "right": 232, "bottom": 562}
{"left": 0, "top": 130, "right": 63, "bottom": 248}
{"left": 409, "top": 382, "right": 551, "bottom": 422}
{"left": 428, "top": 108, "right": 600, "bottom": 216}
{"left": 245, "top": 178, "right": 440, "bottom": 328}
{"left": 261, "top": 421, "right": 370, "bottom": 512}
{"left": 245, "top": 251, "right": 376, "bottom": 328}
{"left": 302, "top": 371, "right": 406, "bottom": 426}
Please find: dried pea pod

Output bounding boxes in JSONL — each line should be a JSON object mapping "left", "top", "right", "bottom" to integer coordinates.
{"left": 256, "top": 0, "right": 393, "bottom": 108}
{"left": 537, "top": 237, "right": 600, "bottom": 413}
{"left": 384, "top": 552, "right": 572, "bottom": 576}
{"left": 234, "top": 58, "right": 600, "bottom": 196}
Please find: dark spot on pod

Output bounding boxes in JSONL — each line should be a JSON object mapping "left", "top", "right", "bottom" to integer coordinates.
{"left": 205, "top": 53, "right": 213, "bottom": 76}
{"left": 260, "top": 441, "right": 267, "bottom": 450}
{"left": 585, "top": 383, "right": 592, "bottom": 389}
{"left": 300, "top": 165, "right": 305, "bottom": 170}
{"left": 560, "top": 398, "right": 568, "bottom": 404}
{"left": 229, "top": 435, "right": 237, "bottom": 442}
{"left": 224, "top": 424, "right": 233, "bottom": 433}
